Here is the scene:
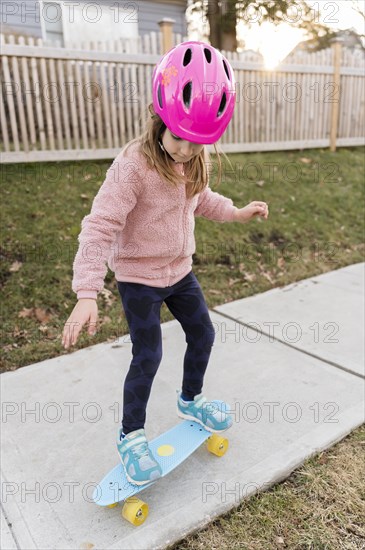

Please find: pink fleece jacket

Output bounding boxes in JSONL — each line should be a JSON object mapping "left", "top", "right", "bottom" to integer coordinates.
{"left": 72, "top": 141, "right": 239, "bottom": 300}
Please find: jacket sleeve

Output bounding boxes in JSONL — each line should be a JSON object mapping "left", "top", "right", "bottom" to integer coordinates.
{"left": 194, "top": 184, "right": 239, "bottom": 223}
{"left": 71, "top": 152, "right": 142, "bottom": 300}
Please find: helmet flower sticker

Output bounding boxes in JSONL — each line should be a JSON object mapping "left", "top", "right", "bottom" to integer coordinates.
{"left": 161, "top": 65, "right": 178, "bottom": 86}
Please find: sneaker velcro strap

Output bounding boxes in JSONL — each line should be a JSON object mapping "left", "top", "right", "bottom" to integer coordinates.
{"left": 194, "top": 396, "right": 207, "bottom": 409}
{"left": 123, "top": 436, "right": 147, "bottom": 451}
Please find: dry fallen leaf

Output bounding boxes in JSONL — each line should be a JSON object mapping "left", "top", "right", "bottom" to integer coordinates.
{"left": 3, "top": 344, "right": 14, "bottom": 352}
{"left": 262, "top": 271, "right": 275, "bottom": 284}
{"left": 34, "top": 308, "right": 52, "bottom": 323}
{"left": 228, "top": 278, "right": 241, "bottom": 287}
{"left": 12, "top": 328, "right": 30, "bottom": 342}
{"left": 256, "top": 180, "right": 265, "bottom": 187}
{"left": 18, "top": 308, "right": 34, "bottom": 318}
{"left": 9, "top": 261, "right": 22, "bottom": 272}
{"left": 300, "top": 157, "right": 312, "bottom": 163}
{"left": 18, "top": 307, "right": 52, "bottom": 323}
{"left": 243, "top": 271, "right": 256, "bottom": 282}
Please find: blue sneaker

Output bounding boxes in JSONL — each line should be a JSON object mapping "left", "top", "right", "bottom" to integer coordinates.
{"left": 177, "top": 391, "right": 233, "bottom": 432}
{"left": 117, "top": 428, "right": 162, "bottom": 486}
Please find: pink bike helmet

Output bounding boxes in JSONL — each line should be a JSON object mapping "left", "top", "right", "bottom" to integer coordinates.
{"left": 152, "top": 41, "right": 236, "bottom": 144}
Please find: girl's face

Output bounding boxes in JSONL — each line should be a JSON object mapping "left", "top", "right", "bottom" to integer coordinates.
{"left": 161, "top": 128, "right": 204, "bottom": 163}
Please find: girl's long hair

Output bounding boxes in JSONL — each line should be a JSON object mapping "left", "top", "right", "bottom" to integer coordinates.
{"left": 122, "top": 103, "right": 232, "bottom": 199}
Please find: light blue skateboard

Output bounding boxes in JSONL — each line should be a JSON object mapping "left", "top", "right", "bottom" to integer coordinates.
{"left": 92, "top": 419, "right": 229, "bottom": 525}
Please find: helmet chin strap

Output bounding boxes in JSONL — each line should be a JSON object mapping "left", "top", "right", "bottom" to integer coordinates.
{"left": 158, "top": 138, "right": 179, "bottom": 163}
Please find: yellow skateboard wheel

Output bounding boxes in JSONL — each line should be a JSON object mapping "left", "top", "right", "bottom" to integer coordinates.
{"left": 106, "top": 502, "right": 118, "bottom": 508}
{"left": 206, "top": 434, "right": 229, "bottom": 457}
{"left": 122, "top": 496, "right": 149, "bottom": 526}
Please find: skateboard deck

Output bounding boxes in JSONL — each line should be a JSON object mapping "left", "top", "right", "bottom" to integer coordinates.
{"left": 93, "top": 419, "right": 229, "bottom": 510}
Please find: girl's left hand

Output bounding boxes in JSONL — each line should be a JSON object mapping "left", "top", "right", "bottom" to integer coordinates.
{"left": 233, "top": 201, "right": 269, "bottom": 223}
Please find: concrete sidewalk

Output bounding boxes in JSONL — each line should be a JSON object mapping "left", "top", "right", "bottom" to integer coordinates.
{"left": 1, "top": 263, "right": 364, "bottom": 550}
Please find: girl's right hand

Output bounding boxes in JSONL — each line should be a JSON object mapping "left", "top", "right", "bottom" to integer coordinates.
{"left": 62, "top": 299, "right": 98, "bottom": 349}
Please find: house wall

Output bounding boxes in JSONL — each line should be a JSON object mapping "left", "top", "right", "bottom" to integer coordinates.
{"left": 0, "top": 0, "right": 187, "bottom": 39}
{"left": 137, "top": 0, "right": 187, "bottom": 35}
{"left": 1, "top": 0, "right": 43, "bottom": 37}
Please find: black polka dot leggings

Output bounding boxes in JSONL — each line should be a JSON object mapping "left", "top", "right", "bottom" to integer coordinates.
{"left": 117, "top": 270, "right": 216, "bottom": 434}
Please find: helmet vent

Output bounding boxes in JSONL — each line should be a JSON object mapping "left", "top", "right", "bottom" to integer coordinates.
{"left": 222, "top": 59, "right": 230, "bottom": 80}
{"left": 217, "top": 92, "right": 227, "bottom": 117}
{"left": 157, "top": 83, "right": 163, "bottom": 108}
{"left": 204, "top": 48, "right": 212, "bottom": 63}
{"left": 183, "top": 48, "right": 192, "bottom": 66}
{"left": 183, "top": 81, "right": 192, "bottom": 108}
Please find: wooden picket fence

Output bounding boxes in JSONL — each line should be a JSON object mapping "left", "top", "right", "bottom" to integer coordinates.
{"left": 1, "top": 33, "right": 364, "bottom": 163}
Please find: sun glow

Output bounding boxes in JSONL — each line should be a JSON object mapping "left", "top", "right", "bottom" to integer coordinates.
{"left": 238, "top": 20, "right": 306, "bottom": 69}
{"left": 236, "top": 1, "right": 364, "bottom": 69}
{"left": 187, "top": 0, "right": 364, "bottom": 69}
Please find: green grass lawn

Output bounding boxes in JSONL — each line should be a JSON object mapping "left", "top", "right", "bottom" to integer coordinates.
{"left": 1, "top": 146, "right": 364, "bottom": 372}
{"left": 1, "top": 146, "right": 364, "bottom": 548}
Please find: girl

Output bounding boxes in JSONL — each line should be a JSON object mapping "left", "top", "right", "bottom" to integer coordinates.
{"left": 62, "top": 41, "right": 269, "bottom": 486}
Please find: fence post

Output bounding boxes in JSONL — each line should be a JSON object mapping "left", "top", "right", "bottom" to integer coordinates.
{"left": 158, "top": 18, "right": 175, "bottom": 54}
{"left": 330, "top": 38, "right": 343, "bottom": 152}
